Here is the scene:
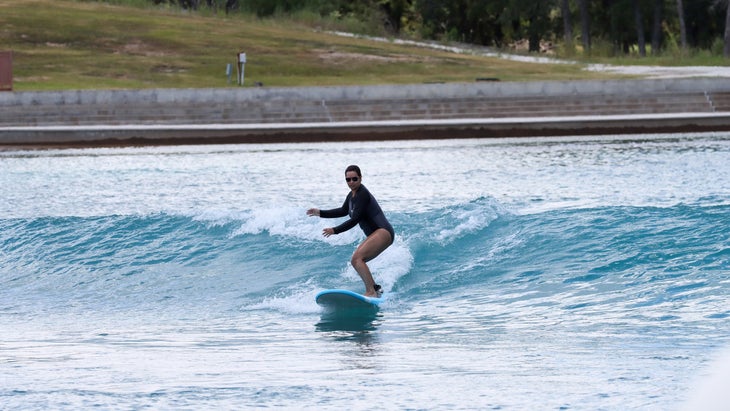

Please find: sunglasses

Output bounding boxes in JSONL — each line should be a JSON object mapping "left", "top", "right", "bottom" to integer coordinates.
{"left": 345, "top": 177, "right": 359, "bottom": 182}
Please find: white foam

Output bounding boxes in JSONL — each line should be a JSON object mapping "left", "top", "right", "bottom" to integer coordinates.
{"left": 682, "top": 347, "right": 730, "bottom": 411}
{"left": 435, "top": 208, "right": 497, "bottom": 243}
{"left": 432, "top": 198, "right": 504, "bottom": 243}
{"left": 336, "top": 237, "right": 413, "bottom": 292}
{"left": 189, "top": 206, "right": 362, "bottom": 244}
{"left": 251, "top": 292, "right": 321, "bottom": 314}
{"left": 246, "top": 279, "right": 322, "bottom": 314}
{"left": 247, "top": 241, "right": 412, "bottom": 311}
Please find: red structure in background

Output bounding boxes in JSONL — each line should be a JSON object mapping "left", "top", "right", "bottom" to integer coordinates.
{"left": 0, "top": 51, "right": 12, "bottom": 91}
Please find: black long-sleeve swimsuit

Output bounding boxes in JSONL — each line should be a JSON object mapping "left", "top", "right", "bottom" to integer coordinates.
{"left": 319, "top": 184, "right": 395, "bottom": 242}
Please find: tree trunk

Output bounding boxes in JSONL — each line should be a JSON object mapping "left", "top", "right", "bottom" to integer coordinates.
{"left": 225, "top": 0, "right": 238, "bottom": 14}
{"left": 651, "top": 0, "right": 662, "bottom": 54}
{"left": 561, "top": 0, "right": 574, "bottom": 51}
{"left": 676, "top": 0, "right": 687, "bottom": 51}
{"left": 634, "top": 0, "right": 646, "bottom": 56}
{"left": 579, "top": 0, "right": 591, "bottom": 52}
{"left": 725, "top": 0, "right": 730, "bottom": 57}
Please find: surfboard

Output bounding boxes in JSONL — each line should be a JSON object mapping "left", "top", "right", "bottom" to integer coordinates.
{"left": 315, "top": 289, "right": 383, "bottom": 311}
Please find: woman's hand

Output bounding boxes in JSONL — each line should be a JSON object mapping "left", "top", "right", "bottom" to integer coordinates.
{"left": 307, "top": 208, "right": 332, "bottom": 236}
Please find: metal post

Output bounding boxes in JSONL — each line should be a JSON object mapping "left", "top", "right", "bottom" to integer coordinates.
{"left": 237, "top": 52, "right": 246, "bottom": 86}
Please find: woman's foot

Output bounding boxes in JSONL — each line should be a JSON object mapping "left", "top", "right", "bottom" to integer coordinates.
{"left": 365, "top": 283, "right": 382, "bottom": 298}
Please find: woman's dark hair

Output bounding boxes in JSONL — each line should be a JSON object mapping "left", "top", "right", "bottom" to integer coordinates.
{"left": 345, "top": 165, "right": 361, "bottom": 177}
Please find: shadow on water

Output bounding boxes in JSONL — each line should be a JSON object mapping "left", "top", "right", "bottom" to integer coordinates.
{"left": 315, "top": 311, "right": 384, "bottom": 366}
{"left": 315, "top": 309, "right": 382, "bottom": 335}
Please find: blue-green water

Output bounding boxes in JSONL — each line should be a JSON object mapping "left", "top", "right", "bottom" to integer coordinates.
{"left": 1, "top": 135, "right": 729, "bottom": 409}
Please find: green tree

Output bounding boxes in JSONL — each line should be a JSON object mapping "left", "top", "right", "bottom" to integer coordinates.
{"left": 139, "top": 0, "right": 730, "bottom": 57}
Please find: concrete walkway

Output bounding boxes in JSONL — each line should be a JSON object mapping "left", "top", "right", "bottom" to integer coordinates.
{"left": 2, "top": 78, "right": 730, "bottom": 148}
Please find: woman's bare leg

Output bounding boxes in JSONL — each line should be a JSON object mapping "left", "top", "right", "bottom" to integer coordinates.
{"left": 351, "top": 228, "right": 392, "bottom": 296}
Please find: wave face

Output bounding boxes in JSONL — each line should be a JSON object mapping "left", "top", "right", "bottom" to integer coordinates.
{"left": 2, "top": 200, "right": 727, "bottom": 321}
{"left": 1, "top": 135, "right": 729, "bottom": 410}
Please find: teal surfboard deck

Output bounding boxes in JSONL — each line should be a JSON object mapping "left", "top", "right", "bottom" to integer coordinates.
{"left": 315, "top": 289, "right": 383, "bottom": 312}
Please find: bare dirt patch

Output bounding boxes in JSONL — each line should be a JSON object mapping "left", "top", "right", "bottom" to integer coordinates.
{"left": 115, "top": 41, "right": 171, "bottom": 58}
{"left": 315, "top": 49, "right": 423, "bottom": 65}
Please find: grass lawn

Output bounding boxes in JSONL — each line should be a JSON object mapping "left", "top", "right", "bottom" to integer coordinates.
{"left": 0, "top": 0, "right": 642, "bottom": 91}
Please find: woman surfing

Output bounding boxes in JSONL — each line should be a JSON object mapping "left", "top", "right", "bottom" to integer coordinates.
{"left": 307, "top": 165, "right": 394, "bottom": 297}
